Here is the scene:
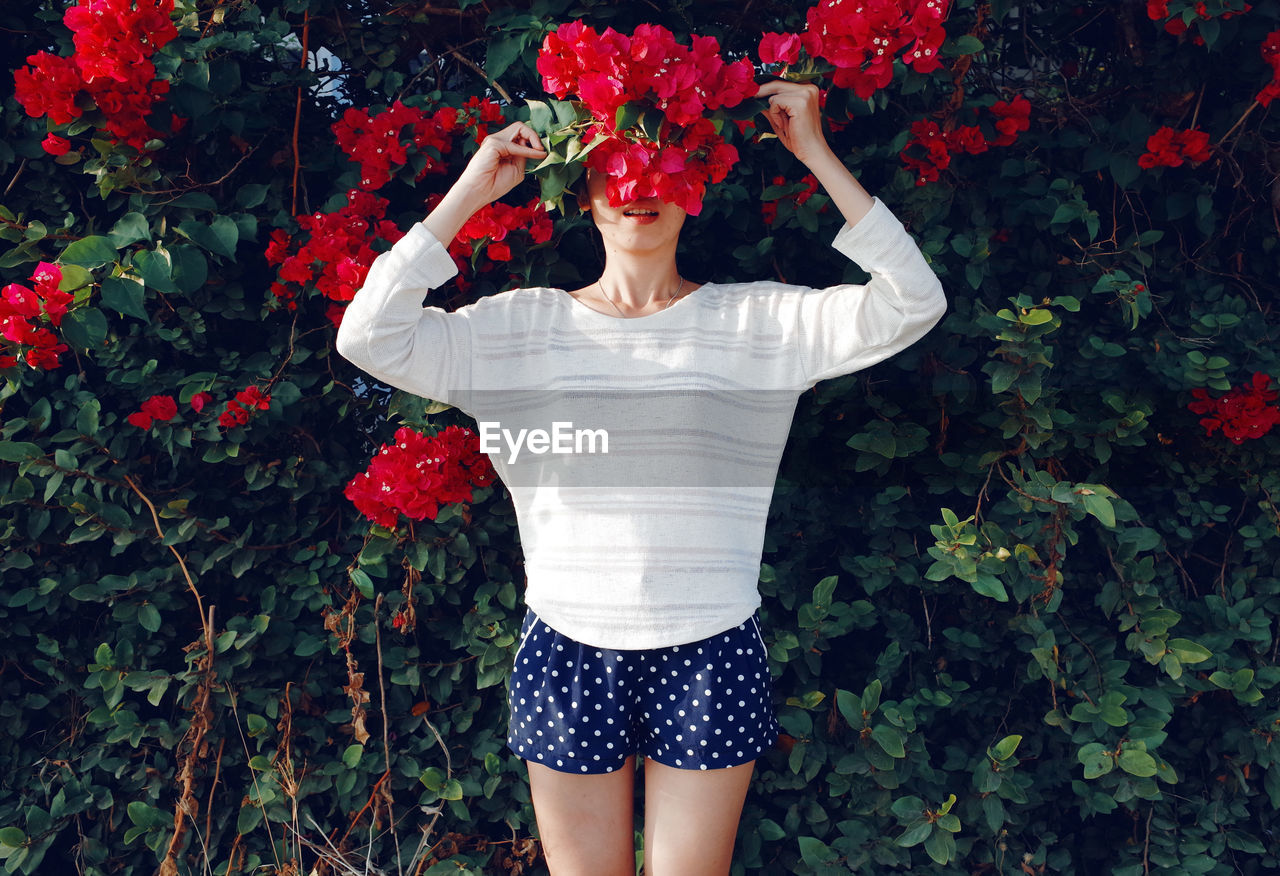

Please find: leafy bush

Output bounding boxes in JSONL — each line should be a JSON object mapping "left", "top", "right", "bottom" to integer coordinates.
{"left": 1, "top": 0, "right": 1277, "bottom": 873}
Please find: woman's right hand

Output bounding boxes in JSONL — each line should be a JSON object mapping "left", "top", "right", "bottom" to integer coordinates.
{"left": 453, "top": 121, "right": 548, "bottom": 208}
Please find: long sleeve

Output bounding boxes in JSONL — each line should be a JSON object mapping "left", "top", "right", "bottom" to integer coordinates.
{"left": 335, "top": 222, "right": 472, "bottom": 405}
{"left": 794, "top": 195, "right": 947, "bottom": 387}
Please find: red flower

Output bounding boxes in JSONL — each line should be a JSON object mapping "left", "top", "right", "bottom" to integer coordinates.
{"left": 1139, "top": 126, "right": 1213, "bottom": 168}
{"left": 943, "top": 124, "right": 989, "bottom": 156}
{"left": 1188, "top": 373, "right": 1280, "bottom": 444}
{"left": 235, "top": 385, "right": 271, "bottom": 410}
{"left": 345, "top": 425, "right": 496, "bottom": 527}
{"left": 802, "top": 0, "right": 952, "bottom": 99}
{"left": 449, "top": 198, "right": 554, "bottom": 270}
{"left": 127, "top": 394, "right": 177, "bottom": 430}
{"left": 332, "top": 101, "right": 461, "bottom": 190}
{"left": 14, "top": 0, "right": 179, "bottom": 152}
{"left": 217, "top": 385, "right": 271, "bottom": 429}
{"left": 267, "top": 189, "right": 405, "bottom": 313}
{"left": 42, "top": 134, "right": 72, "bottom": 156}
{"left": 759, "top": 32, "right": 802, "bottom": 65}
{"left": 141, "top": 394, "right": 177, "bottom": 421}
{"left": 988, "top": 96, "right": 1031, "bottom": 147}
{"left": 537, "top": 21, "right": 755, "bottom": 215}
{"left": 190, "top": 391, "right": 212, "bottom": 413}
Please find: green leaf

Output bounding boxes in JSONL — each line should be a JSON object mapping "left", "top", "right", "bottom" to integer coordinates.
{"left": 236, "top": 184, "right": 269, "bottom": 209}
{"left": 76, "top": 399, "right": 100, "bottom": 437}
{"left": 1117, "top": 748, "right": 1157, "bottom": 777}
{"left": 971, "top": 572, "right": 1009, "bottom": 602}
{"left": 896, "top": 819, "right": 932, "bottom": 847}
{"left": 170, "top": 245, "right": 208, "bottom": 293}
{"left": 57, "top": 264, "right": 94, "bottom": 292}
{"left": 987, "top": 361, "right": 1019, "bottom": 394}
{"left": 236, "top": 805, "right": 262, "bottom": 834}
{"left": 1166, "top": 638, "right": 1211, "bottom": 664}
{"left": 60, "top": 235, "right": 118, "bottom": 268}
{"left": 133, "top": 249, "right": 177, "bottom": 293}
{"left": 177, "top": 216, "right": 240, "bottom": 260}
{"left": 0, "top": 442, "right": 43, "bottom": 462}
{"left": 797, "top": 836, "right": 838, "bottom": 866}
{"left": 861, "top": 679, "right": 882, "bottom": 715}
{"left": 350, "top": 568, "right": 375, "bottom": 599}
{"left": 871, "top": 724, "right": 905, "bottom": 758}
{"left": 342, "top": 743, "right": 363, "bottom": 768}
{"left": 1081, "top": 492, "right": 1115, "bottom": 528}
{"left": 615, "top": 102, "right": 643, "bottom": 132}
{"left": 485, "top": 34, "right": 525, "bottom": 81}
{"left": 100, "top": 277, "right": 149, "bottom": 321}
{"left": 138, "top": 603, "right": 162, "bottom": 633}
{"left": 109, "top": 213, "right": 151, "bottom": 247}
{"left": 525, "top": 99, "right": 553, "bottom": 133}
{"left": 991, "top": 734, "right": 1022, "bottom": 761}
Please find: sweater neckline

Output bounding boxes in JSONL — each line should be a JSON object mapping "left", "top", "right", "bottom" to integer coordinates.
{"left": 552, "top": 282, "right": 713, "bottom": 324}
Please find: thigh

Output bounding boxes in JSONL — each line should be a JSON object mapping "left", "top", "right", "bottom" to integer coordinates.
{"left": 642, "top": 758, "right": 755, "bottom": 876}
{"left": 528, "top": 755, "right": 638, "bottom": 876}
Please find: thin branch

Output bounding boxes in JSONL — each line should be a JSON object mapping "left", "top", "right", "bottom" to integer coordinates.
{"left": 447, "top": 46, "right": 512, "bottom": 104}
{"left": 291, "top": 9, "right": 311, "bottom": 217}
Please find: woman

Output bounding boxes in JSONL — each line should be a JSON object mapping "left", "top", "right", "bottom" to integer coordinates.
{"left": 337, "top": 79, "right": 947, "bottom": 875}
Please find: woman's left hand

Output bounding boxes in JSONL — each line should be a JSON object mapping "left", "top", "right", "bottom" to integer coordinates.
{"left": 756, "top": 79, "right": 833, "bottom": 166}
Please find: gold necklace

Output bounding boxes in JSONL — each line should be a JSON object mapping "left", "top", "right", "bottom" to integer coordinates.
{"left": 595, "top": 276, "right": 685, "bottom": 319}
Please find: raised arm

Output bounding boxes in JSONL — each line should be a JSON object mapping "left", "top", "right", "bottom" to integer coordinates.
{"left": 335, "top": 122, "right": 546, "bottom": 403}
{"left": 757, "top": 80, "right": 947, "bottom": 386}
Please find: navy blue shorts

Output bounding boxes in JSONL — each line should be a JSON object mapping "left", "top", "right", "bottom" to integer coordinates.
{"left": 505, "top": 609, "right": 779, "bottom": 774}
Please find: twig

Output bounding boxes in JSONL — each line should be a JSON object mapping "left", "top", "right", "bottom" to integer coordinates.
{"left": 291, "top": 9, "right": 311, "bottom": 217}
{"left": 1214, "top": 100, "right": 1260, "bottom": 149}
{"left": 4, "top": 159, "right": 27, "bottom": 198}
{"left": 374, "top": 594, "right": 403, "bottom": 876}
{"left": 447, "top": 46, "right": 512, "bottom": 103}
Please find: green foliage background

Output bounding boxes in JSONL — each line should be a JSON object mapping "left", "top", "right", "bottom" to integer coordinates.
{"left": 2, "top": 0, "right": 1279, "bottom": 873}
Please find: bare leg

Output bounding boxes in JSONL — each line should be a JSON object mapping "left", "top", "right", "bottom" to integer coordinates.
{"left": 527, "top": 755, "right": 637, "bottom": 876}
{"left": 641, "top": 758, "right": 755, "bottom": 876}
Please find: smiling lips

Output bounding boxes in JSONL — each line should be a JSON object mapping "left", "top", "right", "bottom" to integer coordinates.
{"left": 622, "top": 207, "right": 660, "bottom": 223}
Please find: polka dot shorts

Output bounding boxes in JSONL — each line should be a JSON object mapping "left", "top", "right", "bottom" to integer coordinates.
{"left": 506, "top": 609, "right": 779, "bottom": 774}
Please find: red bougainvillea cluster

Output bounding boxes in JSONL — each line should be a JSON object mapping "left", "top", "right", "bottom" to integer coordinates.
{"left": 126, "top": 394, "right": 177, "bottom": 429}
{"left": 14, "top": 0, "right": 181, "bottom": 152}
{"left": 331, "top": 97, "right": 505, "bottom": 192}
{"left": 265, "top": 190, "right": 405, "bottom": 326}
{"left": 761, "top": 173, "right": 823, "bottom": 225}
{"left": 1188, "top": 373, "right": 1280, "bottom": 444}
{"left": 344, "top": 425, "right": 497, "bottom": 528}
{"left": 447, "top": 197, "right": 554, "bottom": 279}
{"left": 1255, "top": 30, "right": 1280, "bottom": 106}
{"left": 1137, "top": 126, "right": 1213, "bottom": 168}
{"left": 218, "top": 385, "right": 271, "bottom": 429}
{"left": 759, "top": 0, "right": 950, "bottom": 100}
{"left": 1, "top": 263, "right": 72, "bottom": 371}
{"left": 460, "top": 95, "right": 506, "bottom": 144}
{"left": 538, "top": 21, "right": 756, "bottom": 214}
{"left": 899, "top": 95, "right": 1031, "bottom": 185}
{"left": 332, "top": 101, "right": 460, "bottom": 191}
{"left": 1146, "top": 0, "right": 1251, "bottom": 46}
{"left": 124, "top": 387, "right": 267, "bottom": 431}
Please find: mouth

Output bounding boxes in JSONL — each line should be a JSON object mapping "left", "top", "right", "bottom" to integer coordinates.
{"left": 622, "top": 209, "right": 659, "bottom": 217}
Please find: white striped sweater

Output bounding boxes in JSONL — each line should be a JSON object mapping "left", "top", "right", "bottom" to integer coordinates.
{"left": 337, "top": 195, "right": 947, "bottom": 648}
